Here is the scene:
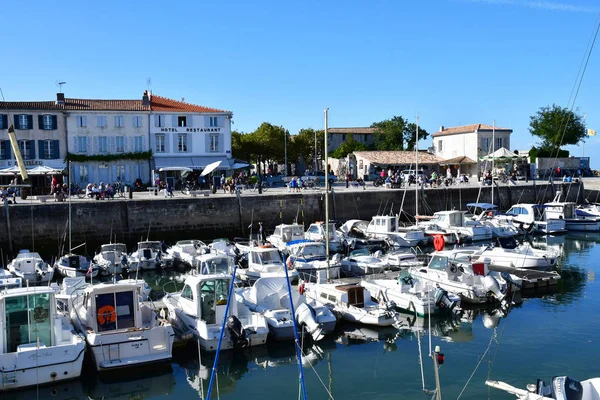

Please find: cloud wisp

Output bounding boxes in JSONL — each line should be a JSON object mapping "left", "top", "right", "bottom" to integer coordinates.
{"left": 461, "top": 0, "right": 597, "bottom": 13}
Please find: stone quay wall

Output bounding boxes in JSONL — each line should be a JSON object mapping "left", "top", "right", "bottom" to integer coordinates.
{"left": 1, "top": 181, "right": 583, "bottom": 251}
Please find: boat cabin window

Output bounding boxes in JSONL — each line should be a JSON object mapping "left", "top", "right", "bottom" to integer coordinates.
{"left": 449, "top": 213, "right": 463, "bottom": 227}
{"left": 69, "top": 255, "right": 80, "bottom": 269}
{"left": 200, "top": 279, "right": 230, "bottom": 324}
{"left": 429, "top": 256, "right": 449, "bottom": 271}
{"left": 5, "top": 293, "right": 52, "bottom": 352}
{"left": 302, "top": 245, "right": 326, "bottom": 258}
{"left": 253, "top": 250, "right": 282, "bottom": 265}
{"left": 95, "top": 291, "right": 135, "bottom": 332}
{"left": 320, "top": 292, "right": 328, "bottom": 300}
{"left": 307, "top": 225, "right": 319, "bottom": 234}
{"left": 346, "top": 287, "right": 364, "bottom": 308}
{"left": 202, "top": 257, "right": 233, "bottom": 274}
{"left": 533, "top": 207, "right": 544, "bottom": 221}
{"left": 181, "top": 284, "right": 194, "bottom": 301}
{"left": 274, "top": 227, "right": 282, "bottom": 237}
{"left": 328, "top": 294, "right": 336, "bottom": 302}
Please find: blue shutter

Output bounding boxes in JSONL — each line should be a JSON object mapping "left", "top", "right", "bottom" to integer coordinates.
{"left": 204, "top": 116, "right": 209, "bottom": 127}
{"left": 4, "top": 141, "right": 11, "bottom": 159}
{"left": 53, "top": 140, "right": 60, "bottom": 159}
{"left": 13, "top": 115, "right": 20, "bottom": 129}
{"left": 52, "top": 115, "right": 57, "bottom": 130}
{"left": 187, "top": 115, "right": 193, "bottom": 127}
{"left": 171, "top": 115, "right": 178, "bottom": 127}
{"left": 38, "top": 140, "right": 45, "bottom": 159}
{"left": 29, "top": 140, "right": 36, "bottom": 159}
{"left": 0, "top": 114, "right": 4, "bottom": 129}
{"left": 38, "top": 115, "right": 44, "bottom": 130}
{"left": 28, "top": 115, "right": 33, "bottom": 129}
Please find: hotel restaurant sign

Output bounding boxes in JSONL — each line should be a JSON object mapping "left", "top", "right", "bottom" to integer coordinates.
{"left": 154, "top": 127, "right": 221, "bottom": 133}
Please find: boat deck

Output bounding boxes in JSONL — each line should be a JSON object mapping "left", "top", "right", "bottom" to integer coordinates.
{"left": 488, "top": 264, "right": 561, "bottom": 290}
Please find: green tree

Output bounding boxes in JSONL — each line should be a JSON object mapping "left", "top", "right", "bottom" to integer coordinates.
{"left": 371, "top": 116, "right": 407, "bottom": 150}
{"left": 231, "top": 130, "right": 252, "bottom": 162}
{"left": 291, "top": 128, "right": 324, "bottom": 170}
{"left": 404, "top": 122, "right": 430, "bottom": 151}
{"left": 529, "top": 104, "right": 586, "bottom": 151}
{"left": 329, "top": 134, "right": 367, "bottom": 158}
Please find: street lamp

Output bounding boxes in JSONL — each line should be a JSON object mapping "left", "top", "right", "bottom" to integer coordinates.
{"left": 314, "top": 130, "right": 318, "bottom": 171}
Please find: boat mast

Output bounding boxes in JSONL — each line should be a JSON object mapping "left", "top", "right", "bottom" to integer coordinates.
{"left": 415, "top": 116, "right": 419, "bottom": 219}
{"left": 492, "top": 119, "right": 495, "bottom": 205}
{"left": 68, "top": 161, "right": 72, "bottom": 253}
{"left": 324, "top": 108, "right": 330, "bottom": 281}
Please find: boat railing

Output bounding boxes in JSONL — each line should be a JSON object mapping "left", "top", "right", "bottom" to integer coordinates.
{"left": 410, "top": 246, "right": 424, "bottom": 255}
{"left": 162, "top": 280, "right": 181, "bottom": 296}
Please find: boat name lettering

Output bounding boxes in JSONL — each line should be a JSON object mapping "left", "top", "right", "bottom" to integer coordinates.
{"left": 27, "top": 351, "right": 53, "bottom": 360}
{"left": 159, "top": 127, "right": 221, "bottom": 133}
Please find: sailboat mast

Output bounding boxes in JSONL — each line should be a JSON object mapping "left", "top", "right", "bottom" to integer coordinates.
{"left": 415, "top": 116, "right": 419, "bottom": 219}
{"left": 492, "top": 119, "right": 495, "bottom": 205}
{"left": 324, "top": 108, "right": 330, "bottom": 281}
{"left": 68, "top": 161, "right": 72, "bottom": 253}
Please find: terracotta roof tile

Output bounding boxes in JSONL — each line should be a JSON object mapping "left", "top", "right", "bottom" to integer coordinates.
{"left": 328, "top": 127, "right": 376, "bottom": 135}
{"left": 353, "top": 150, "right": 442, "bottom": 165}
{"left": 432, "top": 123, "right": 512, "bottom": 137}
{"left": 440, "top": 156, "right": 477, "bottom": 165}
{"left": 63, "top": 98, "right": 148, "bottom": 111}
{"left": 150, "top": 94, "right": 229, "bottom": 113}
{"left": 0, "top": 101, "right": 61, "bottom": 110}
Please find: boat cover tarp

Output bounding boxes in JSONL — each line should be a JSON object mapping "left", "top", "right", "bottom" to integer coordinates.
{"left": 247, "top": 277, "right": 302, "bottom": 309}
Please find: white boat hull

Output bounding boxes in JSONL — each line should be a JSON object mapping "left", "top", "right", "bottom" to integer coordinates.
{"left": 55, "top": 264, "right": 98, "bottom": 278}
{"left": 360, "top": 280, "right": 438, "bottom": 316}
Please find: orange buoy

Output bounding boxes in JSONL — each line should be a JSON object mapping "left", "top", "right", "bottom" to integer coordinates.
{"left": 97, "top": 305, "right": 116, "bottom": 325}
{"left": 433, "top": 235, "right": 445, "bottom": 251}
{"left": 298, "top": 282, "right": 305, "bottom": 295}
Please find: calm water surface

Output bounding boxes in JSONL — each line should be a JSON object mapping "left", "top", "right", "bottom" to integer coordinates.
{"left": 6, "top": 233, "right": 600, "bottom": 400}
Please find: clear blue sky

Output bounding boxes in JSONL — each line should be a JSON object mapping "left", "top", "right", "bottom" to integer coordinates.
{"left": 1, "top": 0, "right": 599, "bottom": 166}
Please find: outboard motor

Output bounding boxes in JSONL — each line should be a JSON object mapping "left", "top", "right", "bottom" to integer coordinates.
{"left": 482, "top": 275, "right": 508, "bottom": 307}
{"left": 295, "top": 303, "right": 325, "bottom": 342}
{"left": 434, "top": 288, "right": 462, "bottom": 315}
{"left": 226, "top": 315, "right": 249, "bottom": 348}
{"left": 551, "top": 376, "right": 583, "bottom": 400}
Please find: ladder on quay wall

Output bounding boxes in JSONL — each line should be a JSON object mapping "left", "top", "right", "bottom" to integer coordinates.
{"left": 1, "top": 370, "right": 17, "bottom": 390}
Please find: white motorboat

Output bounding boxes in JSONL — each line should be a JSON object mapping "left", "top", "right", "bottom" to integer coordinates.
{"left": 469, "top": 237, "right": 560, "bottom": 270}
{"left": 500, "top": 203, "right": 567, "bottom": 235}
{"left": 54, "top": 253, "right": 98, "bottom": 278}
{"left": 7, "top": 249, "right": 54, "bottom": 285}
{"left": 266, "top": 223, "right": 306, "bottom": 251}
{"left": 285, "top": 240, "right": 341, "bottom": 282}
{"left": 337, "top": 220, "right": 390, "bottom": 252}
{"left": 209, "top": 238, "right": 239, "bottom": 257}
{"left": 162, "top": 274, "right": 268, "bottom": 351}
{"left": 236, "top": 277, "right": 337, "bottom": 341}
{"left": 0, "top": 286, "right": 86, "bottom": 391}
{"left": 92, "top": 243, "right": 128, "bottom": 276}
{"left": 419, "top": 210, "right": 492, "bottom": 242}
{"left": 237, "top": 244, "right": 299, "bottom": 283}
{"left": 69, "top": 282, "right": 174, "bottom": 372}
{"left": 364, "top": 214, "right": 428, "bottom": 247}
{"left": 486, "top": 375, "right": 600, "bottom": 400}
{"left": 340, "top": 248, "right": 389, "bottom": 277}
{"left": 115, "top": 278, "right": 152, "bottom": 301}
{"left": 467, "top": 203, "right": 519, "bottom": 238}
{"left": 304, "top": 221, "right": 344, "bottom": 253}
{"left": 302, "top": 281, "right": 400, "bottom": 326}
{"left": 166, "top": 239, "right": 210, "bottom": 267}
{"left": 545, "top": 191, "right": 600, "bottom": 232}
{"left": 379, "top": 249, "right": 424, "bottom": 271}
{"left": 359, "top": 271, "right": 461, "bottom": 316}
{"left": 129, "top": 241, "right": 173, "bottom": 271}
{"left": 0, "top": 269, "right": 21, "bottom": 290}
{"left": 408, "top": 249, "right": 520, "bottom": 305}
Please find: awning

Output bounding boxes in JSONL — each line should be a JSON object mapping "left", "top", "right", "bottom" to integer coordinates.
{"left": 0, "top": 164, "right": 66, "bottom": 175}
{"left": 154, "top": 156, "right": 232, "bottom": 171}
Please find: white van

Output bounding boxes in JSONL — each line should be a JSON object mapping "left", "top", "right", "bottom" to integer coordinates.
{"left": 402, "top": 170, "right": 425, "bottom": 181}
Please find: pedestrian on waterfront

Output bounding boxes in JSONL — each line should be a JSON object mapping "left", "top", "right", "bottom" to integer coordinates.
{"left": 92, "top": 184, "right": 100, "bottom": 200}
{"left": 99, "top": 182, "right": 105, "bottom": 199}
{"left": 105, "top": 183, "right": 114, "bottom": 199}
{"left": 431, "top": 171, "right": 438, "bottom": 187}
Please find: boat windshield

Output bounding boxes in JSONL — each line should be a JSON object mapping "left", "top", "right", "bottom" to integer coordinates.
{"left": 16, "top": 251, "right": 41, "bottom": 260}
{"left": 253, "top": 250, "right": 283, "bottom": 265}
{"left": 139, "top": 242, "right": 161, "bottom": 250}
{"left": 200, "top": 257, "right": 233, "bottom": 274}
{"left": 101, "top": 244, "right": 126, "bottom": 253}
{"left": 200, "top": 278, "right": 230, "bottom": 324}
{"left": 349, "top": 248, "right": 370, "bottom": 257}
{"left": 5, "top": 293, "right": 52, "bottom": 352}
{"left": 95, "top": 291, "right": 136, "bottom": 332}
{"left": 299, "top": 244, "right": 326, "bottom": 258}
{"left": 428, "top": 255, "right": 449, "bottom": 271}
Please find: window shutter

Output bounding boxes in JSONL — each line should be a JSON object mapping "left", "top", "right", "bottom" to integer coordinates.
{"left": 173, "top": 134, "right": 178, "bottom": 152}
{"left": 164, "top": 133, "right": 170, "bottom": 153}
{"left": 93, "top": 137, "right": 99, "bottom": 153}
{"left": 142, "top": 137, "right": 147, "bottom": 152}
{"left": 52, "top": 115, "right": 58, "bottom": 130}
{"left": 205, "top": 133, "right": 210, "bottom": 152}
{"left": 187, "top": 115, "right": 193, "bottom": 127}
{"left": 4, "top": 140, "right": 11, "bottom": 159}
{"left": 14, "top": 115, "right": 20, "bottom": 130}
{"left": 219, "top": 134, "right": 224, "bottom": 153}
{"left": 172, "top": 115, "right": 178, "bottom": 127}
{"left": 204, "top": 116, "right": 209, "bottom": 127}
{"left": 219, "top": 116, "right": 225, "bottom": 127}
{"left": 54, "top": 140, "right": 60, "bottom": 159}
{"left": 38, "top": 115, "right": 44, "bottom": 130}
{"left": 29, "top": 140, "right": 36, "bottom": 159}
{"left": 0, "top": 114, "right": 4, "bottom": 129}
{"left": 38, "top": 140, "right": 45, "bottom": 159}
{"left": 125, "top": 165, "right": 130, "bottom": 182}
{"left": 154, "top": 115, "right": 159, "bottom": 127}
{"left": 109, "top": 136, "right": 116, "bottom": 153}
{"left": 187, "top": 135, "right": 193, "bottom": 153}
{"left": 28, "top": 115, "right": 33, "bottom": 129}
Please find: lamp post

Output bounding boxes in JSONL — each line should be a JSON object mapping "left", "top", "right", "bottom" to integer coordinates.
{"left": 314, "top": 129, "right": 318, "bottom": 171}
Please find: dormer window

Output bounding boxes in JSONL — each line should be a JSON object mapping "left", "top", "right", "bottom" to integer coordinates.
{"left": 178, "top": 116, "right": 187, "bottom": 127}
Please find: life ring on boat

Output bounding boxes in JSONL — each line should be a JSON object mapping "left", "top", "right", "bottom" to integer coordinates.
{"left": 298, "top": 282, "right": 305, "bottom": 295}
{"left": 433, "top": 235, "right": 445, "bottom": 251}
{"left": 259, "top": 244, "right": 272, "bottom": 248}
{"left": 286, "top": 257, "right": 294, "bottom": 270}
{"left": 97, "top": 305, "right": 117, "bottom": 325}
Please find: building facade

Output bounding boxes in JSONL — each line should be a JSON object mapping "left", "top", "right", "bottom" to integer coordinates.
{"left": 431, "top": 124, "right": 512, "bottom": 177}
{"left": 327, "top": 127, "right": 375, "bottom": 153}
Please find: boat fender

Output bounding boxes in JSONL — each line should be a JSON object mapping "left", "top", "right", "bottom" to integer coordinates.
{"left": 433, "top": 235, "right": 445, "bottom": 251}
{"left": 298, "top": 282, "right": 305, "bottom": 295}
{"left": 97, "top": 305, "right": 117, "bottom": 325}
{"left": 286, "top": 257, "right": 294, "bottom": 270}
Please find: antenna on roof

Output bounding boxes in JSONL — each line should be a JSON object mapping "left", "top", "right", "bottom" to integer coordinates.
{"left": 56, "top": 81, "right": 66, "bottom": 93}
{"left": 146, "top": 77, "right": 152, "bottom": 93}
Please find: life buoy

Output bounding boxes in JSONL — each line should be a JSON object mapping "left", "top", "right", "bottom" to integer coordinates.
{"left": 298, "top": 282, "right": 305, "bottom": 295}
{"left": 259, "top": 244, "right": 272, "bottom": 248}
{"left": 97, "top": 305, "right": 116, "bottom": 325}
{"left": 433, "top": 235, "right": 445, "bottom": 251}
{"left": 286, "top": 257, "right": 294, "bottom": 270}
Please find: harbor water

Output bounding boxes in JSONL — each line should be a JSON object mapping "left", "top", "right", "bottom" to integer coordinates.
{"left": 4, "top": 232, "right": 599, "bottom": 399}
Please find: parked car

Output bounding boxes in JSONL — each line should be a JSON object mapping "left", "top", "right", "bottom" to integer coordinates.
{"left": 301, "top": 171, "right": 338, "bottom": 184}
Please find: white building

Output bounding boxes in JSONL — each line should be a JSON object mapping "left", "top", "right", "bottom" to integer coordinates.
{"left": 431, "top": 124, "right": 512, "bottom": 178}
{"left": 0, "top": 99, "right": 68, "bottom": 194}
{"left": 66, "top": 94, "right": 151, "bottom": 186}
{"left": 149, "top": 93, "right": 233, "bottom": 187}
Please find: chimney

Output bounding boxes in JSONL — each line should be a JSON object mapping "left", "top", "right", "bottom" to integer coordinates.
{"left": 439, "top": 126, "right": 444, "bottom": 132}
{"left": 56, "top": 93, "right": 65, "bottom": 105}
{"left": 142, "top": 90, "right": 150, "bottom": 106}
